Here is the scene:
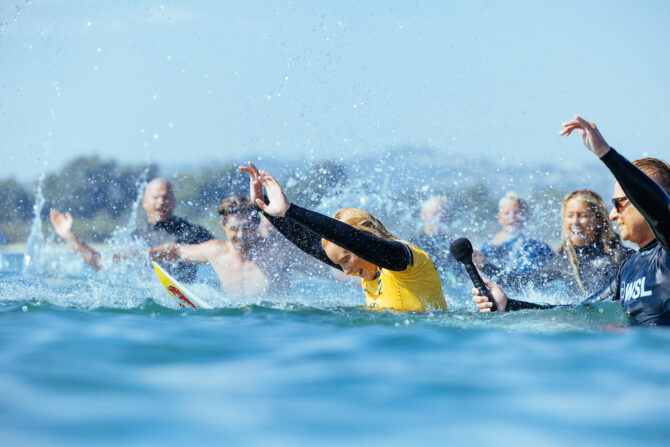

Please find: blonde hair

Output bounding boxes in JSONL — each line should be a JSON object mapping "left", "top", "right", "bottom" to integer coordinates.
{"left": 499, "top": 191, "right": 528, "bottom": 216}
{"left": 321, "top": 208, "right": 397, "bottom": 249}
{"left": 559, "top": 189, "right": 623, "bottom": 294}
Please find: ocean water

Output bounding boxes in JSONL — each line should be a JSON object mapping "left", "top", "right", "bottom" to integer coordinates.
{"left": 1, "top": 251, "right": 669, "bottom": 447}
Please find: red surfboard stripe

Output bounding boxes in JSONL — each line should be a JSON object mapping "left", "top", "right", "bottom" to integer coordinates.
{"left": 166, "top": 285, "right": 197, "bottom": 308}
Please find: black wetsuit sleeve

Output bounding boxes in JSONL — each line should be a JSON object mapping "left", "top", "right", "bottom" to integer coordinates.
{"left": 283, "top": 204, "right": 410, "bottom": 271}
{"left": 582, "top": 271, "right": 620, "bottom": 303}
{"left": 601, "top": 148, "right": 670, "bottom": 250}
{"left": 505, "top": 299, "right": 555, "bottom": 311}
{"left": 266, "top": 204, "right": 410, "bottom": 271}
{"left": 263, "top": 214, "right": 341, "bottom": 271}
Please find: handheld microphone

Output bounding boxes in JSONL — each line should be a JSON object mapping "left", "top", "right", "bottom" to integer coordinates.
{"left": 449, "top": 237, "right": 497, "bottom": 311}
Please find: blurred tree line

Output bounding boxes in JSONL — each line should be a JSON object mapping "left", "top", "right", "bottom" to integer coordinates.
{"left": 0, "top": 156, "right": 351, "bottom": 243}
{"left": 0, "top": 153, "right": 569, "bottom": 247}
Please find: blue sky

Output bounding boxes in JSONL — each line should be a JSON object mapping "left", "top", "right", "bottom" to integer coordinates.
{"left": 1, "top": 0, "right": 669, "bottom": 181}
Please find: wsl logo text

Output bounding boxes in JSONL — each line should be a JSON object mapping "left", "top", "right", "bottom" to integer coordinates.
{"left": 621, "top": 277, "right": 652, "bottom": 302}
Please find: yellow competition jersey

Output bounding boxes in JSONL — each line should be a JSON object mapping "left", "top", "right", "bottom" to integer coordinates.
{"left": 362, "top": 243, "right": 447, "bottom": 312}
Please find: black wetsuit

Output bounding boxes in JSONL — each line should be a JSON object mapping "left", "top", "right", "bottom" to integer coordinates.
{"left": 483, "top": 241, "right": 633, "bottom": 297}
{"left": 505, "top": 149, "right": 670, "bottom": 325}
{"left": 263, "top": 204, "right": 411, "bottom": 272}
{"left": 132, "top": 215, "right": 214, "bottom": 282}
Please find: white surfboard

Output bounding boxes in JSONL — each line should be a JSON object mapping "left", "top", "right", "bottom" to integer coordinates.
{"left": 152, "top": 261, "right": 212, "bottom": 309}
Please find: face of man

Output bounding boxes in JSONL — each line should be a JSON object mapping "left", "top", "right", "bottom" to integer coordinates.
{"left": 609, "top": 182, "right": 655, "bottom": 248}
{"left": 222, "top": 213, "right": 259, "bottom": 251}
{"left": 142, "top": 179, "right": 175, "bottom": 224}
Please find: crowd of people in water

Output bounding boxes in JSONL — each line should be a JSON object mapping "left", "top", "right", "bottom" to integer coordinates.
{"left": 49, "top": 116, "right": 670, "bottom": 326}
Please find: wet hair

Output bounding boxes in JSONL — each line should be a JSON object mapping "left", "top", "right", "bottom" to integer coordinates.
{"left": 217, "top": 196, "right": 260, "bottom": 226}
{"left": 321, "top": 208, "right": 397, "bottom": 249}
{"left": 633, "top": 157, "right": 670, "bottom": 194}
{"left": 499, "top": 191, "right": 528, "bottom": 216}
{"left": 559, "top": 189, "right": 624, "bottom": 294}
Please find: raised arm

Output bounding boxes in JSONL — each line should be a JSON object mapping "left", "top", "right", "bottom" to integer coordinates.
{"left": 253, "top": 168, "right": 409, "bottom": 271}
{"left": 150, "top": 240, "right": 223, "bottom": 265}
{"left": 240, "top": 162, "right": 340, "bottom": 270}
{"left": 561, "top": 116, "right": 670, "bottom": 250}
{"left": 49, "top": 209, "right": 102, "bottom": 270}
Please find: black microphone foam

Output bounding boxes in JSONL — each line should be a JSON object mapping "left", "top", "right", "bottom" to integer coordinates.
{"left": 449, "top": 237, "right": 497, "bottom": 311}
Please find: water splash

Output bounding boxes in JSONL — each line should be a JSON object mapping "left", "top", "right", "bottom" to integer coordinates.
{"left": 22, "top": 172, "right": 45, "bottom": 273}
{"left": 108, "top": 166, "right": 150, "bottom": 244}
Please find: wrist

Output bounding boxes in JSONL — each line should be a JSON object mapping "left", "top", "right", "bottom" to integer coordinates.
{"left": 596, "top": 145, "right": 611, "bottom": 158}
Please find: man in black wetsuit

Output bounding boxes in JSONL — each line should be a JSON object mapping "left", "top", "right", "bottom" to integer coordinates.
{"left": 50, "top": 178, "right": 213, "bottom": 282}
{"left": 473, "top": 116, "right": 670, "bottom": 326}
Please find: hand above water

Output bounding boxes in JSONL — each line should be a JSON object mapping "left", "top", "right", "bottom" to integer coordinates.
{"left": 256, "top": 170, "right": 291, "bottom": 217}
{"left": 559, "top": 116, "right": 611, "bottom": 158}
{"left": 239, "top": 161, "right": 264, "bottom": 207}
{"left": 49, "top": 209, "right": 74, "bottom": 239}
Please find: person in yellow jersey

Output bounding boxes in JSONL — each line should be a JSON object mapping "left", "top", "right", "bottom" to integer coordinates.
{"left": 239, "top": 162, "right": 446, "bottom": 312}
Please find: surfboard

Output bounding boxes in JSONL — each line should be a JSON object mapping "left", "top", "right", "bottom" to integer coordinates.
{"left": 152, "top": 261, "right": 212, "bottom": 309}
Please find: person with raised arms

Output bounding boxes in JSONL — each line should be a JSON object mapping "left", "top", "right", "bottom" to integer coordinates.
{"left": 473, "top": 117, "right": 670, "bottom": 326}
{"left": 239, "top": 162, "right": 447, "bottom": 312}
{"left": 50, "top": 178, "right": 213, "bottom": 282}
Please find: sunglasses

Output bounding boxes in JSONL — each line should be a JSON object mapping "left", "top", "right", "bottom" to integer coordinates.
{"left": 611, "top": 196, "right": 630, "bottom": 213}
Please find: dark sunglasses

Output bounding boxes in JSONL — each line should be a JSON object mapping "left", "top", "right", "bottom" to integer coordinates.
{"left": 611, "top": 196, "right": 630, "bottom": 213}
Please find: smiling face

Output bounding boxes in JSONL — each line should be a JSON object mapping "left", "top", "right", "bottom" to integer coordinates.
{"left": 142, "top": 179, "right": 175, "bottom": 224}
{"left": 498, "top": 198, "right": 526, "bottom": 233}
{"left": 609, "top": 182, "right": 655, "bottom": 247}
{"left": 563, "top": 198, "right": 599, "bottom": 246}
{"left": 323, "top": 243, "right": 378, "bottom": 280}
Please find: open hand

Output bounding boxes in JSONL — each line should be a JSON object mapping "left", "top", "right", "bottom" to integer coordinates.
{"left": 256, "top": 170, "right": 290, "bottom": 217}
{"left": 559, "top": 116, "right": 611, "bottom": 158}
{"left": 49, "top": 209, "right": 74, "bottom": 239}
{"left": 472, "top": 277, "right": 508, "bottom": 312}
{"left": 239, "top": 161, "right": 264, "bottom": 205}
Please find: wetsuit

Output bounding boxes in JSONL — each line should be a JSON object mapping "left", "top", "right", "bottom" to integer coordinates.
{"left": 132, "top": 215, "right": 214, "bottom": 282}
{"left": 482, "top": 241, "right": 633, "bottom": 296}
{"left": 481, "top": 234, "right": 553, "bottom": 275}
{"left": 264, "top": 204, "right": 447, "bottom": 312}
{"left": 504, "top": 149, "right": 670, "bottom": 325}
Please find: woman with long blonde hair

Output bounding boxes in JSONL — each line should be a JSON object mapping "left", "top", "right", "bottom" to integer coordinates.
{"left": 480, "top": 189, "right": 633, "bottom": 296}
{"left": 239, "top": 162, "right": 446, "bottom": 312}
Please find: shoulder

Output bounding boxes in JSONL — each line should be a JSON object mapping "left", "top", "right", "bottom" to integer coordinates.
{"left": 171, "top": 216, "right": 214, "bottom": 241}
{"left": 398, "top": 241, "right": 430, "bottom": 268}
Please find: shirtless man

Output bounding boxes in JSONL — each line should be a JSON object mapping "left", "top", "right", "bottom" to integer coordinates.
{"left": 50, "top": 178, "right": 213, "bottom": 282}
{"left": 150, "top": 196, "right": 291, "bottom": 296}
